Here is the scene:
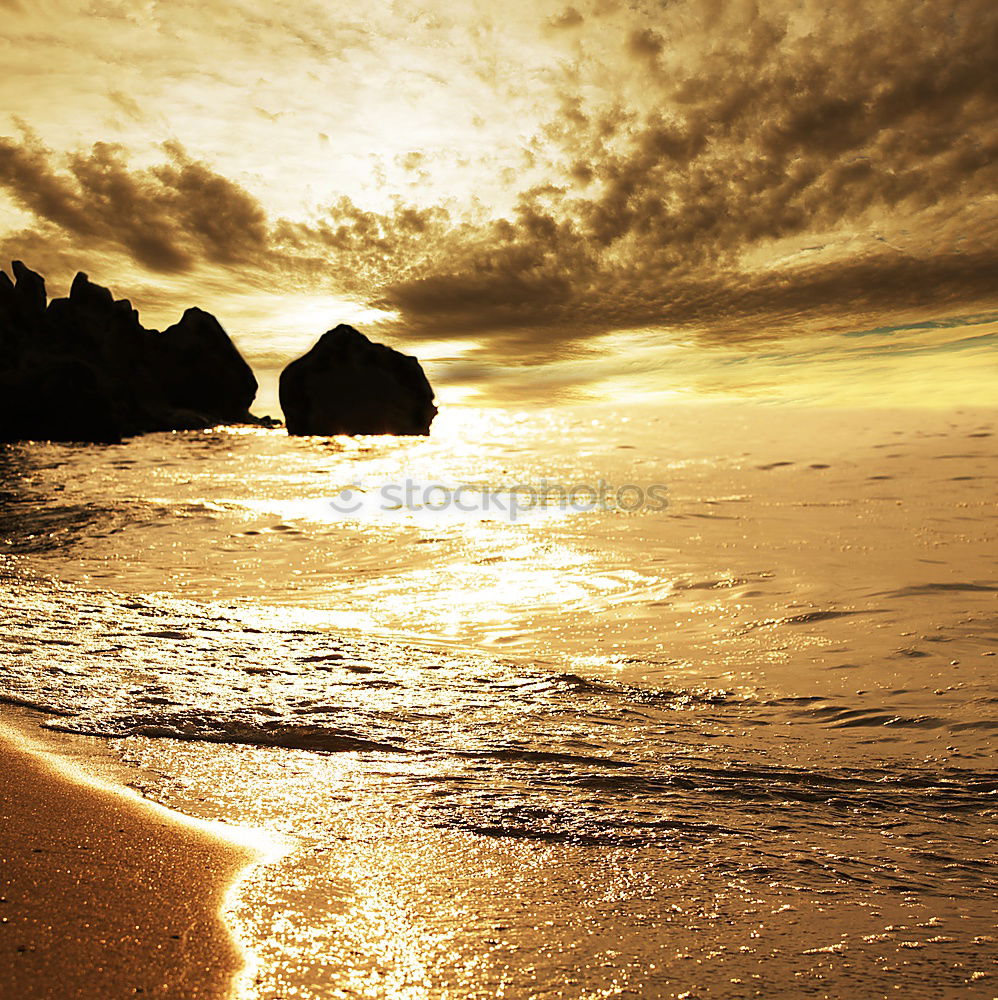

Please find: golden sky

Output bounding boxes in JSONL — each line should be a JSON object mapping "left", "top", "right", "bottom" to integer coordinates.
{"left": 1, "top": 0, "right": 995, "bottom": 405}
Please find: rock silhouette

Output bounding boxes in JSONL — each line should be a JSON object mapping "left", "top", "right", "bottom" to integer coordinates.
{"left": 280, "top": 325, "right": 436, "bottom": 436}
{"left": 0, "top": 262, "right": 258, "bottom": 443}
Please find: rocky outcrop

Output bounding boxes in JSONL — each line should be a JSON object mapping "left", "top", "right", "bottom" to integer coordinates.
{"left": 0, "top": 262, "right": 259, "bottom": 443}
{"left": 279, "top": 325, "right": 436, "bottom": 436}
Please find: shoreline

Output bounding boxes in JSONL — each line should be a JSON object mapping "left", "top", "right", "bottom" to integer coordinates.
{"left": 0, "top": 714, "right": 272, "bottom": 1000}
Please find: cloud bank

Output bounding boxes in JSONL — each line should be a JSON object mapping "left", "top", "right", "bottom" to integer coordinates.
{"left": 0, "top": 0, "right": 995, "bottom": 399}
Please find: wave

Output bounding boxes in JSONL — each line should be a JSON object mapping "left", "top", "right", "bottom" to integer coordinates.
{"left": 44, "top": 712, "right": 412, "bottom": 755}
{"left": 881, "top": 581, "right": 998, "bottom": 597}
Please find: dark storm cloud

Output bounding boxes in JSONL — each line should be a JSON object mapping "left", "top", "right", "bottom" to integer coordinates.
{"left": 376, "top": 243, "right": 998, "bottom": 364}
{"left": 272, "top": 198, "right": 458, "bottom": 296}
{"left": 151, "top": 143, "right": 270, "bottom": 265}
{"left": 375, "top": 0, "right": 998, "bottom": 348}
{"left": 0, "top": 133, "right": 268, "bottom": 273}
{"left": 0, "top": 131, "right": 101, "bottom": 240}
{"left": 0, "top": 127, "right": 454, "bottom": 299}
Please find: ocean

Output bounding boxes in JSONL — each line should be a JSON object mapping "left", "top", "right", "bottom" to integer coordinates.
{"left": 1, "top": 400, "right": 996, "bottom": 998}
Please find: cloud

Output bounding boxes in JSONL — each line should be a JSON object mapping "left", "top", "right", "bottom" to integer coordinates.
{"left": 150, "top": 143, "right": 269, "bottom": 264}
{"left": 548, "top": 7, "right": 584, "bottom": 29}
{"left": 626, "top": 27, "right": 664, "bottom": 61}
{"left": 0, "top": 132, "right": 269, "bottom": 273}
{"left": 107, "top": 89, "right": 146, "bottom": 122}
{"left": 0, "top": 130, "right": 101, "bottom": 241}
{"left": 0, "top": 0, "right": 995, "bottom": 401}
{"left": 370, "top": 0, "right": 998, "bottom": 352}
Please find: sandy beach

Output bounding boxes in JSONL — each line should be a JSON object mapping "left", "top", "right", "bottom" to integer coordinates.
{"left": 0, "top": 721, "right": 257, "bottom": 1000}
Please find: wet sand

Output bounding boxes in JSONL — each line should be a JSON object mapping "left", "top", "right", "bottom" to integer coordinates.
{"left": 0, "top": 722, "right": 256, "bottom": 1000}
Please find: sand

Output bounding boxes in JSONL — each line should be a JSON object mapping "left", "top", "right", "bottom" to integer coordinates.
{"left": 0, "top": 723, "right": 257, "bottom": 1000}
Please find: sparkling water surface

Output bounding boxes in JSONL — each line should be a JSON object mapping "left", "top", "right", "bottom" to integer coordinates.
{"left": 2, "top": 401, "right": 996, "bottom": 998}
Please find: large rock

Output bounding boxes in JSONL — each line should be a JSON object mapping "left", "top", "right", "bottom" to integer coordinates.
{"left": 280, "top": 325, "right": 436, "bottom": 436}
{"left": 0, "top": 262, "right": 259, "bottom": 443}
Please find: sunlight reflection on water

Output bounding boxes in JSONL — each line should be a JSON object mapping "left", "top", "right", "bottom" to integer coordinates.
{"left": 2, "top": 401, "right": 997, "bottom": 998}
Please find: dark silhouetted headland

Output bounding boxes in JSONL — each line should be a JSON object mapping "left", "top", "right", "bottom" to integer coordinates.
{"left": 0, "top": 262, "right": 258, "bottom": 443}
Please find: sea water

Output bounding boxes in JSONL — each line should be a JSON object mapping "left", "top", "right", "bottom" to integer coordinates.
{"left": 1, "top": 401, "right": 996, "bottom": 998}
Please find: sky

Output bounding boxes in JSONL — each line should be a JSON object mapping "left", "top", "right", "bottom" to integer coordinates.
{"left": 0, "top": 0, "right": 995, "bottom": 407}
